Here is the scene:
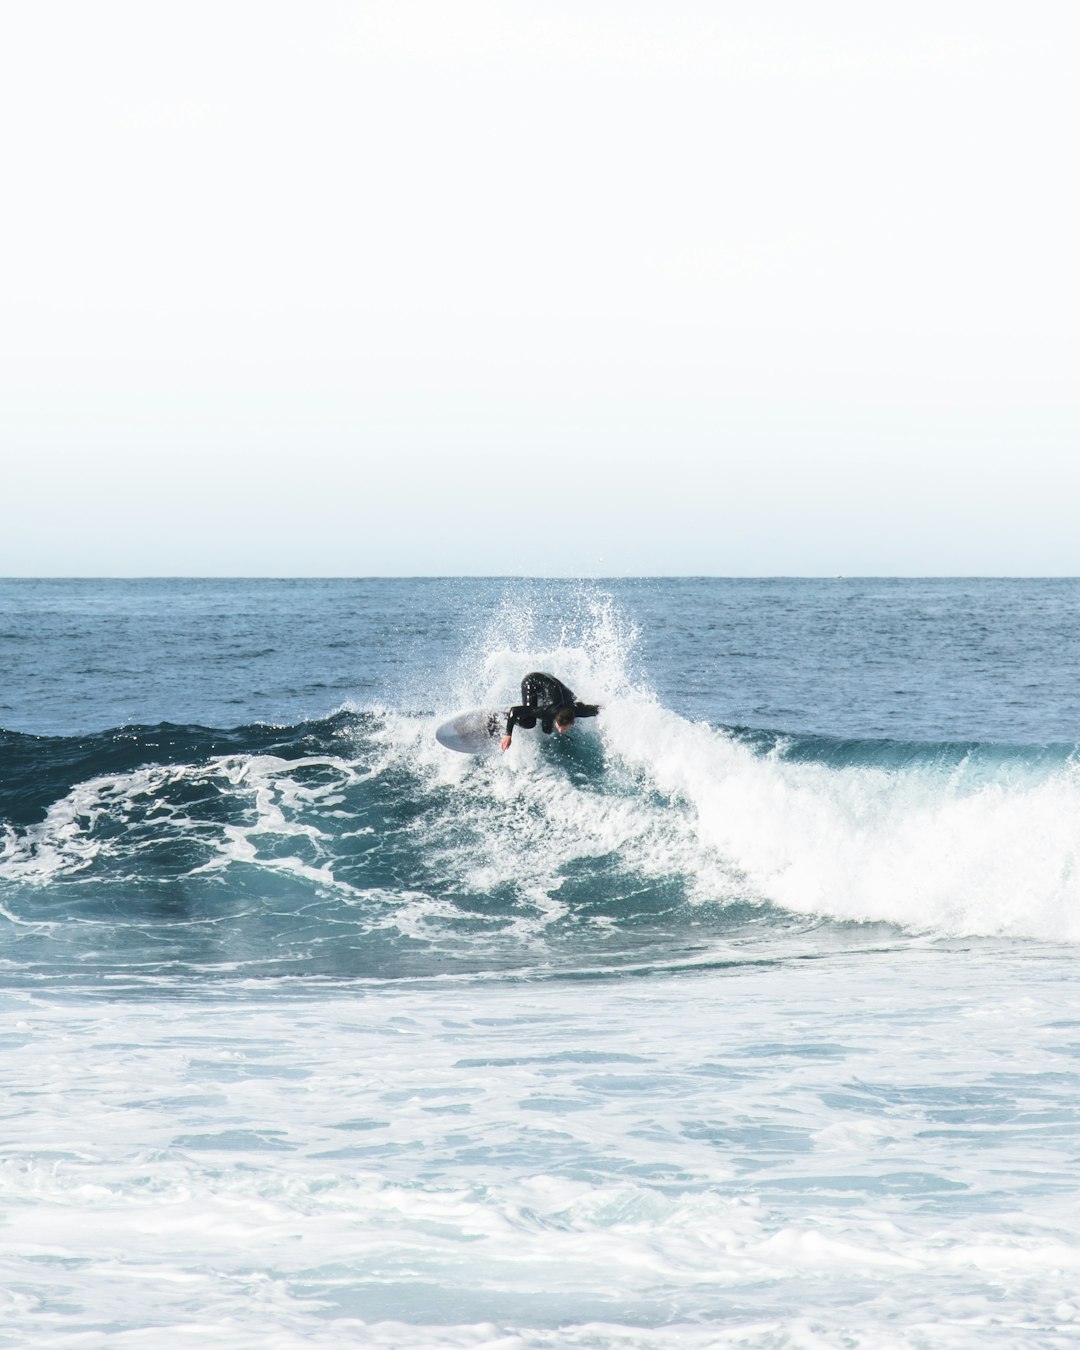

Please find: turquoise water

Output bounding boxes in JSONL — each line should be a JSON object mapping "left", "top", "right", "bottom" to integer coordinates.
{"left": 2, "top": 578, "right": 1079, "bottom": 1346}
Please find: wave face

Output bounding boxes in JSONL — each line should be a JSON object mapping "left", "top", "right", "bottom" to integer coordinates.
{"left": 5, "top": 581, "right": 1080, "bottom": 989}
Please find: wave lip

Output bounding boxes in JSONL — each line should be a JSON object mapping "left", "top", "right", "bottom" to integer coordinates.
{"left": 731, "top": 724, "right": 1080, "bottom": 777}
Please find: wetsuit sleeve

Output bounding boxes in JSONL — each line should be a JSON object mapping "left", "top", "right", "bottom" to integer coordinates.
{"left": 505, "top": 705, "right": 525, "bottom": 737}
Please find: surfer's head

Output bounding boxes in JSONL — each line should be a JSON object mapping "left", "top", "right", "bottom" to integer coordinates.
{"left": 554, "top": 708, "right": 576, "bottom": 733}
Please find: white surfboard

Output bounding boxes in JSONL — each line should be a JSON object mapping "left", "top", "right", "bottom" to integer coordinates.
{"left": 435, "top": 708, "right": 504, "bottom": 755}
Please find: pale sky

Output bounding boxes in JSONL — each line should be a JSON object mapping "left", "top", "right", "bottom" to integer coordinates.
{"left": 2, "top": 1, "right": 1078, "bottom": 575}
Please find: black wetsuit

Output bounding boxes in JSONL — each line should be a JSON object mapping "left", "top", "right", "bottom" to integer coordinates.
{"left": 504, "top": 672, "right": 599, "bottom": 739}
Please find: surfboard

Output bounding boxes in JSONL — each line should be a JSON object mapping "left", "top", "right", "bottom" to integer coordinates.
{"left": 435, "top": 708, "right": 504, "bottom": 755}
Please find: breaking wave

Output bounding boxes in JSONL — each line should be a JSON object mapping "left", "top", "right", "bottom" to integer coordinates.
{"left": 4, "top": 589, "right": 1080, "bottom": 989}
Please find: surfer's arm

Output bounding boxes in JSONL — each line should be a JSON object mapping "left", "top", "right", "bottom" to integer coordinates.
{"left": 503, "top": 703, "right": 539, "bottom": 749}
{"left": 502, "top": 705, "right": 524, "bottom": 749}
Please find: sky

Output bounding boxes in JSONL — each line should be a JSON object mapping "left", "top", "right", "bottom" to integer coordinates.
{"left": 2, "top": 0, "right": 1078, "bottom": 576}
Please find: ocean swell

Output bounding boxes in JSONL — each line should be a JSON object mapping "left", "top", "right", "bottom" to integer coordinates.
{"left": 2, "top": 686, "right": 1080, "bottom": 993}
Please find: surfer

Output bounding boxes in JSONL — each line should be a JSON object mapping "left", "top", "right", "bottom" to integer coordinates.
{"left": 500, "top": 672, "right": 599, "bottom": 751}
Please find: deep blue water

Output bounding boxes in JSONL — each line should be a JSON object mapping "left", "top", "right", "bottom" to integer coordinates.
{"left": 6, "top": 576, "right": 1080, "bottom": 740}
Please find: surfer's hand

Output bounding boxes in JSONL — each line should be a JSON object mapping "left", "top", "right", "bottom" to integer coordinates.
{"left": 500, "top": 735, "right": 512, "bottom": 751}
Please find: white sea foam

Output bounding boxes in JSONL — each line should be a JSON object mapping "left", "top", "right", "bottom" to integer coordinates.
{"left": 0, "top": 753, "right": 358, "bottom": 890}
{"left": 1, "top": 949, "right": 1078, "bottom": 1347}
{"left": 602, "top": 701, "right": 1080, "bottom": 941}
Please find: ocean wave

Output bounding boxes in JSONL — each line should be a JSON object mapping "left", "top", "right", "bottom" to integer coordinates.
{"left": 599, "top": 697, "right": 1080, "bottom": 943}
{"left": 0, "top": 713, "right": 359, "bottom": 828}
{"left": 2, "top": 679, "right": 1080, "bottom": 992}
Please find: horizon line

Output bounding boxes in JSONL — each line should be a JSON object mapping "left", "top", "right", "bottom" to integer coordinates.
{"left": 3, "top": 574, "right": 1080, "bottom": 583}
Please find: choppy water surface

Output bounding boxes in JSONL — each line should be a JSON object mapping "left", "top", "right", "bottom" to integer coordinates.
{"left": 2, "top": 578, "right": 1080, "bottom": 1347}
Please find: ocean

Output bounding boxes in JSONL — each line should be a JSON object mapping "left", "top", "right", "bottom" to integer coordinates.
{"left": 2, "top": 577, "right": 1079, "bottom": 1348}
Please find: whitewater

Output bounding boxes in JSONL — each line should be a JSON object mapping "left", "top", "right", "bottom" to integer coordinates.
{"left": 2, "top": 577, "right": 1079, "bottom": 1348}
